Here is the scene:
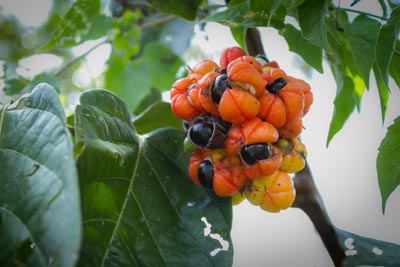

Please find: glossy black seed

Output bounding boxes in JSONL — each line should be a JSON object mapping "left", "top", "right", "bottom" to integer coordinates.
{"left": 198, "top": 160, "right": 214, "bottom": 188}
{"left": 189, "top": 122, "right": 213, "bottom": 147}
{"left": 240, "top": 143, "right": 271, "bottom": 165}
{"left": 266, "top": 77, "right": 287, "bottom": 94}
{"left": 211, "top": 74, "right": 229, "bottom": 104}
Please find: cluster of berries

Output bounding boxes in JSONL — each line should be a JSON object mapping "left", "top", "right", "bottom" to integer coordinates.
{"left": 170, "top": 47, "right": 313, "bottom": 212}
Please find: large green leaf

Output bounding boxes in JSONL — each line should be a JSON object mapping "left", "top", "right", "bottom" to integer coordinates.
{"left": 377, "top": 116, "right": 400, "bottom": 213}
{"left": 144, "top": 0, "right": 202, "bottom": 21}
{"left": 297, "top": 0, "right": 331, "bottom": 51}
{"left": 0, "top": 83, "right": 81, "bottom": 266}
{"left": 344, "top": 15, "right": 381, "bottom": 89}
{"left": 375, "top": 6, "right": 400, "bottom": 86}
{"left": 75, "top": 89, "right": 233, "bottom": 266}
{"left": 42, "top": 0, "right": 111, "bottom": 49}
{"left": 335, "top": 227, "right": 400, "bottom": 266}
{"left": 279, "top": 23, "right": 323, "bottom": 73}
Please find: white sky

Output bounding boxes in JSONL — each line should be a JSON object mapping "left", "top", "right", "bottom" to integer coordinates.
{"left": 1, "top": 1, "right": 400, "bottom": 266}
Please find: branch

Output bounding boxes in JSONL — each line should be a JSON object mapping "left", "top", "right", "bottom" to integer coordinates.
{"left": 245, "top": 28, "right": 265, "bottom": 57}
{"left": 54, "top": 39, "right": 111, "bottom": 77}
{"left": 292, "top": 162, "right": 346, "bottom": 267}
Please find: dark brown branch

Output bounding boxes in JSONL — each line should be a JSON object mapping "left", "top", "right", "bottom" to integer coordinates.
{"left": 292, "top": 162, "right": 346, "bottom": 267}
{"left": 245, "top": 28, "right": 265, "bottom": 57}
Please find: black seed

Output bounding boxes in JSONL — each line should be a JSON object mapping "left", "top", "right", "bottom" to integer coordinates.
{"left": 189, "top": 122, "right": 213, "bottom": 147}
{"left": 211, "top": 74, "right": 229, "bottom": 104}
{"left": 198, "top": 160, "right": 214, "bottom": 188}
{"left": 219, "top": 67, "right": 227, "bottom": 75}
{"left": 240, "top": 143, "right": 271, "bottom": 165}
{"left": 266, "top": 77, "right": 287, "bottom": 94}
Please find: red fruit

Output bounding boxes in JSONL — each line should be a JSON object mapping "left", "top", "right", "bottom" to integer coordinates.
{"left": 219, "top": 46, "right": 247, "bottom": 68}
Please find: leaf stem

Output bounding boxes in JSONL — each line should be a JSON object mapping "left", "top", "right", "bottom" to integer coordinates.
{"left": 336, "top": 6, "right": 388, "bottom": 21}
{"left": 292, "top": 162, "right": 346, "bottom": 267}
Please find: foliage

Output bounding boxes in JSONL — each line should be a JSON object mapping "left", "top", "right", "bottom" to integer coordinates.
{"left": 0, "top": 0, "right": 399, "bottom": 266}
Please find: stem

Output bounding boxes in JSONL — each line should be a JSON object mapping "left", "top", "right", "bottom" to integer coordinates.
{"left": 292, "top": 162, "right": 346, "bottom": 267}
{"left": 245, "top": 28, "right": 266, "bottom": 57}
{"left": 336, "top": 6, "right": 388, "bottom": 21}
{"left": 140, "top": 15, "right": 176, "bottom": 30}
{"left": 54, "top": 39, "right": 111, "bottom": 77}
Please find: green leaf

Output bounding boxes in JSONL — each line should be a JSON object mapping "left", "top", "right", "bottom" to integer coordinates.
{"left": 134, "top": 87, "right": 162, "bottom": 115}
{"left": 139, "top": 42, "right": 184, "bottom": 91}
{"left": 373, "top": 64, "right": 390, "bottom": 122}
{"left": 145, "top": 0, "right": 202, "bottom": 21}
{"left": 279, "top": 23, "right": 323, "bottom": 73}
{"left": 230, "top": 26, "right": 247, "bottom": 52}
{"left": 375, "top": 6, "right": 400, "bottom": 86}
{"left": 297, "top": 0, "right": 331, "bottom": 51}
{"left": 344, "top": 15, "right": 381, "bottom": 89}
{"left": 0, "top": 83, "right": 81, "bottom": 266}
{"left": 377, "top": 116, "right": 400, "bottom": 213}
{"left": 3, "top": 77, "right": 27, "bottom": 95}
{"left": 42, "top": 0, "right": 102, "bottom": 49}
{"left": 389, "top": 41, "right": 400, "bottom": 89}
{"left": 201, "top": 2, "right": 285, "bottom": 29}
{"left": 75, "top": 89, "right": 233, "bottom": 266}
{"left": 105, "top": 53, "right": 152, "bottom": 111}
{"left": 84, "top": 14, "right": 114, "bottom": 41}
{"left": 133, "top": 101, "right": 183, "bottom": 134}
{"left": 326, "top": 70, "right": 357, "bottom": 146}
{"left": 335, "top": 227, "right": 400, "bottom": 266}
{"left": 248, "top": 0, "right": 282, "bottom": 25}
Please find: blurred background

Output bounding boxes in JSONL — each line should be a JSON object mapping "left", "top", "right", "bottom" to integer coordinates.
{"left": 1, "top": 1, "right": 399, "bottom": 266}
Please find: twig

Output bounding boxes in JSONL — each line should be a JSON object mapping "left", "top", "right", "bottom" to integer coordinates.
{"left": 292, "top": 162, "right": 346, "bottom": 267}
{"left": 54, "top": 39, "right": 111, "bottom": 77}
{"left": 337, "top": 6, "right": 388, "bottom": 21}
{"left": 140, "top": 15, "right": 176, "bottom": 30}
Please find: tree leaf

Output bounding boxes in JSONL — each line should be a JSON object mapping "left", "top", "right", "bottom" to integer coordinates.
{"left": 105, "top": 53, "right": 152, "bottom": 111}
{"left": 375, "top": 6, "right": 400, "bottom": 87}
{"left": 144, "top": 0, "right": 202, "bottom": 21}
{"left": 335, "top": 227, "right": 400, "bottom": 266}
{"left": 200, "top": 2, "right": 285, "bottom": 29}
{"left": 248, "top": 0, "right": 283, "bottom": 25}
{"left": 377, "top": 116, "right": 400, "bottom": 213}
{"left": 344, "top": 15, "right": 381, "bottom": 89}
{"left": 75, "top": 89, "right": 233, "bottom": 266}
{"left": 230, "top": 26, "right": 247, "bottom": 52}
{"left": 279, "top": 23, "right": 323, "bottom": 73}
{"left": 42, "top": 0, "right": 102, "bottom": 50}
{"left": 326, "top": 69, "right": 357, "bottom": 146}
{"left": 134, "top": 87, "right": 162, "bottom": 115}
{"left": 0, "top": 83, "right": 81, "bottom": 266}
{"left": 139, "top": 42, "right": 184, "bottom": 91}
{"left": 389, "top": 41, "right": 400, "bottom": 89}
{"left": 297, "top": 0, "right": 331, "bottom": 51}
{"left": 373, "top": 64, "right": 390, "bottom": 122}
{"left": 133, "top": 101, "right": 183, "bottom": 134}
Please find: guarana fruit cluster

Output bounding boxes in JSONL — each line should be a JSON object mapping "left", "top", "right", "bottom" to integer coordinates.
{"left": 169, "top": 46, "right": 313, "bottom": 213}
